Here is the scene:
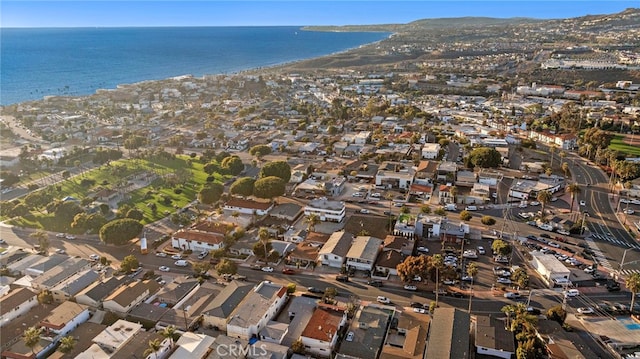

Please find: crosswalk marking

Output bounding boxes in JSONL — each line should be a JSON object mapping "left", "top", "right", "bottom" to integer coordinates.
{"left": 584, "top": 236, "right": 615, "bottom": 272}
{"left": 589, "top": 232, "right": 640, "bottom": 249}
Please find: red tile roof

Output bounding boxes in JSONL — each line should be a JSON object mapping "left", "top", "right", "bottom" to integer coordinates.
{"left": 301, "top": 307, "right": 346, "bottom": 341}
{"left": 173, "top": 229, "right": 224, "bottom": 245}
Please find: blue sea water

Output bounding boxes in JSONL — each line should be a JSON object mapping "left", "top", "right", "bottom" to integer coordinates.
{"left": 0, "top": 27, "right": 389, "bottom": 106}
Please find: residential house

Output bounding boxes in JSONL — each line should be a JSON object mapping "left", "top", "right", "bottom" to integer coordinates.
{"left": 30, "top": 257, "right": 93, "bottom": 291}
{"left": 226, "top": 281, "right": 288, "bottom": 340}
{"left": 379, "top": 310, "right": 429, "bottom": 359}
{"left": 467, "top": 183, "right": 491, "bottom": 204}
{"left": 474, "top": 315, "right": 515, "bottom": 359}
{"left": 76, "top": 320, "right": 143, "bottom": 358}
{"left": 300, "top": 305, "right": 348, "bottom": 358}
{"left": 259, "top": 321, "right": 289, "bottom": 344}
{"left": 294, "top": 177, "right": 346, "bottom": 198}
{"left": 40, "top": 302, "right": 90, "bottom": 340}
{"left": 103, "top": 280, "right": 160, "bottom": 314}
{"left": 153, "top": 276, "right": 200, "bottom": 307}
{"left": 317, "top": 231, "right": 354, "bottom": 268}
{"left": 45, "top": 322, "right": 107, "bottom": 359}
{"left": 247, "top": 341, "right": 289, "bottom": 359}
{"left": 202, "top": 281, "right": 254, "bottom": 331}
{"left": 414, "top": 161, "right": 439, "bottom": 185}
{"left": 171, "top": 228, "right": 225, "bottom": 253}
{"left": 408, "top": 183, "right": 433, "bottom": 201}
{"left": 75, "top": 276, "right": 128, "bottom": 309}
{"left": 223, "top": 198, "right": 274, "bottom": 216}
{"left": 346, "top": 236, "right": 383, "bottom": 272}
{"left": 455, "top": 170, "right": 477, "bottom": 187}
{"left": 155, "top": 282, "right": 220, "bottom": 333}
{"left": 268, "top": 202, "right": 303, "bottom": 222}
{"left": 50, "top": 269, "right": 100, "bottom": 303}
{"left": 304, "top": 198, "right": 346, "bottom": 223}
{"left": 438, "top": 184, "right": 455, "bottom": 204}
{"left": 111, "top": 331, "right": 170, "bottom": 359}
{"left": 0, "top": 304, "right": 54, "bottom": 354}
{"left": 375, "top": 161, "right": 415, "bottom": 189}
{"left": 0, "top": 288, "right": 37, "bottom": 328}
{"left": 421, "top": 143, "right": 441, "bottom": 159}
{"left": 286, "top": 241, "right": 321, "bottom": 268}
{"left": 208, "top": 335, "right": 249, "bottom": 359}
{"left": 168, "top": 332, "right": 215, "bottom": 359}
{"left": 425, "top": 308, "right": 470, "bottom": 359}
{"left": 528, "top": 130, "right": 577, "bottom": 150}
{"left": 336, "top": 304, "right": 393, "bottom": 359}
{"left": 437, "top": 161, "right": 458, "bottom": 183}
{"left": 374, "top": 250, "right": 404, "bottom": 277}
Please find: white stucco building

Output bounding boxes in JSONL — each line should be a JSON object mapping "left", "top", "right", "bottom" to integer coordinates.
{"left": 304, "top": 198, "right": 346, "bottom": 222}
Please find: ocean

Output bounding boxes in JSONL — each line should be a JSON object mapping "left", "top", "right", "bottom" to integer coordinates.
{"left": 0, "top": 27, "right": 390, "bottom": 106}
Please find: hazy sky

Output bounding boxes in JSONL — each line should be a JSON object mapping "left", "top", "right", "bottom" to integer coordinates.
{"left": 2, "top": 1, "right": 636, "bottom": 28}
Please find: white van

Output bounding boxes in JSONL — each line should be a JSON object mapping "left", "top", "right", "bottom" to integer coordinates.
{"left": 465, "top": 205, "right": 477, "bottom": 211}
{"left": 174, "top": 260, "right": 189, "bottom": 267}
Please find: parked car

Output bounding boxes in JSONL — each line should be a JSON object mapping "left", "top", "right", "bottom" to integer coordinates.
{"left": 89, "top": 254, "right": 100, "bottom": 261}
{"left": 56, "top": 233, "right": 66, "bottom": 238}
{"left": 564, "top": 289, "right": 580, "bottom": 297}
{"left": 417, "top": 246, "right": 429, "bottom": 253}
{"left": 346, "top": 331, "right": 354, "bottom": 342}
{"left": 368, "top": 280, "right": 383, "bottom": 287}
{"left": 174, "top": 260, "right": 189, "bottom": 267}
{"left": 496, "top": 277, "right": 512, "bottom": 284}
{"left": 465, "top": 205, "right": 478, "bottom": 211}
{"left": 359, "top": 209, "right": 370, "bottom": 214}
{"left": 577, "top": 307, "right": 595, "bottom": 314}
{"left": 579, "top": 200, "right": 586, "bottom": 206}
{"left": 261, "top": 267, "right": 274, "bottom": 272}
{"left": 377, "top": 296, "right": 391, "bottom": 304}
{"left": 413, "top": 307, "right": 427, "bottom": 314}
{"left": 527, "top": 307, "right": 542, "bottom": 315}
{"left": 404, "top": 285, "right": 418, "bottom": 291}
{"left": 307, "top": 287, "right": 323, "bottom": 294}
{"left": 155, "top": 252, "right": 167, "bottom": 257}
{"left": 442, "top": 279, "right": 457, "bottom": 285}
{"left": 65, "top": 235, "right": 76, "bottom": 240}
{"left": 504, "top": 292, "right": 521, "bottom": 299}
{"left": 197, "top": 251, "right": 209, "bottom": 259}
{"left": 282, "top": 268, "right": 296, "bottom": 275}
{"left": 477, "top": 246, "right": 486, "bottom": 255}
{"left": 171, "top": 254, "right": 183, "bottom": 260}
{"left": 336, "top": 275, "right": 349, "bottom": 282}
{"left": 55, "top": 248, "right": 65, "bottom": 254}
{"left": 410, "top": 302, "right": 424, "bottom": 308}
{"left": 624, "top": 209, "right": 635, "bottom": 215}
{"left": 159, "top": 266, "right": 170, "bottom": 272}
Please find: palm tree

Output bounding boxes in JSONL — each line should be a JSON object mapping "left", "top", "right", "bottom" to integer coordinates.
{"left": 258, "top": 227, "right": 270, "bottom": 264}
{"left": 430, "top": 254, "right": 444, "bottom": 306}
{"left": 549, "top": 145, "right": 557, "bottom": 168}
{"left": 466, "top": 263, "right": 479, "bottom": 313}
{"left": 23, "top": 326, "right": 42, "bottom": 355}
{"left": 305, "top": 213, "right": 320, "bottom": 233}
{"left": 58, "top": 335, "right": 76, "bottom": 354}
{"left": 537, "top": 190, "right": 553, "bottom": 219}
{"left": 501, "top": 302, "right": 537, "bottom": 332}
{"left": 566, "top": 183, "right": 581, "bottom": 214}
{"left": 143, "top": 339, "right": 162, "bottom": 359}
{"left": 626, "top": 273, "right": 640, "bottom": 315}
{"left": 160, "top": 325, "right": 178, "bottom": 348}
{"left": 449, "top": 186, "right": 458, "bottom": 204}
{"left": 561, "top": 162, "right": 570, "bottom": 178}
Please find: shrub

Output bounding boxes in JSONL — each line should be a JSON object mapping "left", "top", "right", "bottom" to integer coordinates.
{"left": 173, "top": 188, "right": 183, "bottom": 194}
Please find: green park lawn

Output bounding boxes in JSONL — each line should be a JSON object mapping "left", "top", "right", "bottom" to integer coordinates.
{"left": 6, "top": 154, "right": 231, "bottom": 230}
{"left": 609, "top": 135, "right": 640, "bottom": 157}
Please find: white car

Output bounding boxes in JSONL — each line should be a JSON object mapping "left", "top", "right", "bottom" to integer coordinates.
{"left": 465, "top": 206, "right": 477, "bottom": 211}
{"left": 377, "top": 296, "right": 391, "bottom": 304}
{"left": 632, "top": 199, "right": 640, "bottom": 205}
{"left": 261, "top": 267, "right": 274, "bottom": 272}
{"left": 403, "top": 285, "right": 417, "bottom": 291}
{"left": 624, "top": 209, "right": 635, "bottom": 215}
{"left": 65, "top": 235, "right": 76, "bottom": 240}
{"left": 413, "top": 307, "right": 427, "bottom": 314}
{"left": 518, "top": 203, "right": 528, "bottom": 208}
{"left": 564, "top": 289, "right": 580, "bottom": 297}
{"left": 417, "top": 246, "right": 429, "bottom": 253}
{"left": 530, "top": 201, "right": 540, "bottom": 206}
{"left": 159, "top": 266, "right": 170, "bottom": 272}
{"left": 477, "top": 246, "right": 486, "bottom": 255}
{"left": 0, "top": 239, "right": 6, "bottom": 245}
{"left": 547, "top": 242, "right": 560, "bottom": 248}
{"left": 442, "top": 279, "right": 457, "bottom": 285}
{"left": 577, "top": 307, "right": 594, "bottom": 314}
{"left": 621, "top": 199, "right": 631, "bottom": 204}
{"left": 504, "top": 292, "right": 521, "bottom": 299}
{"left": 89, "top": 254, "right": 100, "bottom": 261}
{"left": 359, "top": 209, "right": 370, "bottom": 214}
{"left": 56, "top": 233, "right": 66, "bottom": 238}
{"left": 174, "top": 260, "right": 188, "bottom": 267}
{"left": 579, "top": 200, "right": 586, "bottom": 206}
{"left": 171, "top": 254, "right": 183, "bottom": 260}
{"left": 346, "top": 331, "right": 354, "bottom": 342}
{"left": 155, "top": 252, "right": 167, "bottom": 257}
{"left": 496, "top": 277, "right": 512, "bottom": 284}
{"left": 557, "top": 229, "right": 570, "bottom": 235}
{"left": 55, "top": 249, "right": 65, "bottom": 254}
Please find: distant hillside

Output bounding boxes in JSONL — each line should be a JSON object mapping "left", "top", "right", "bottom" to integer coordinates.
{"left": 303, "top": 8, "right": 639, "bottom": 33}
